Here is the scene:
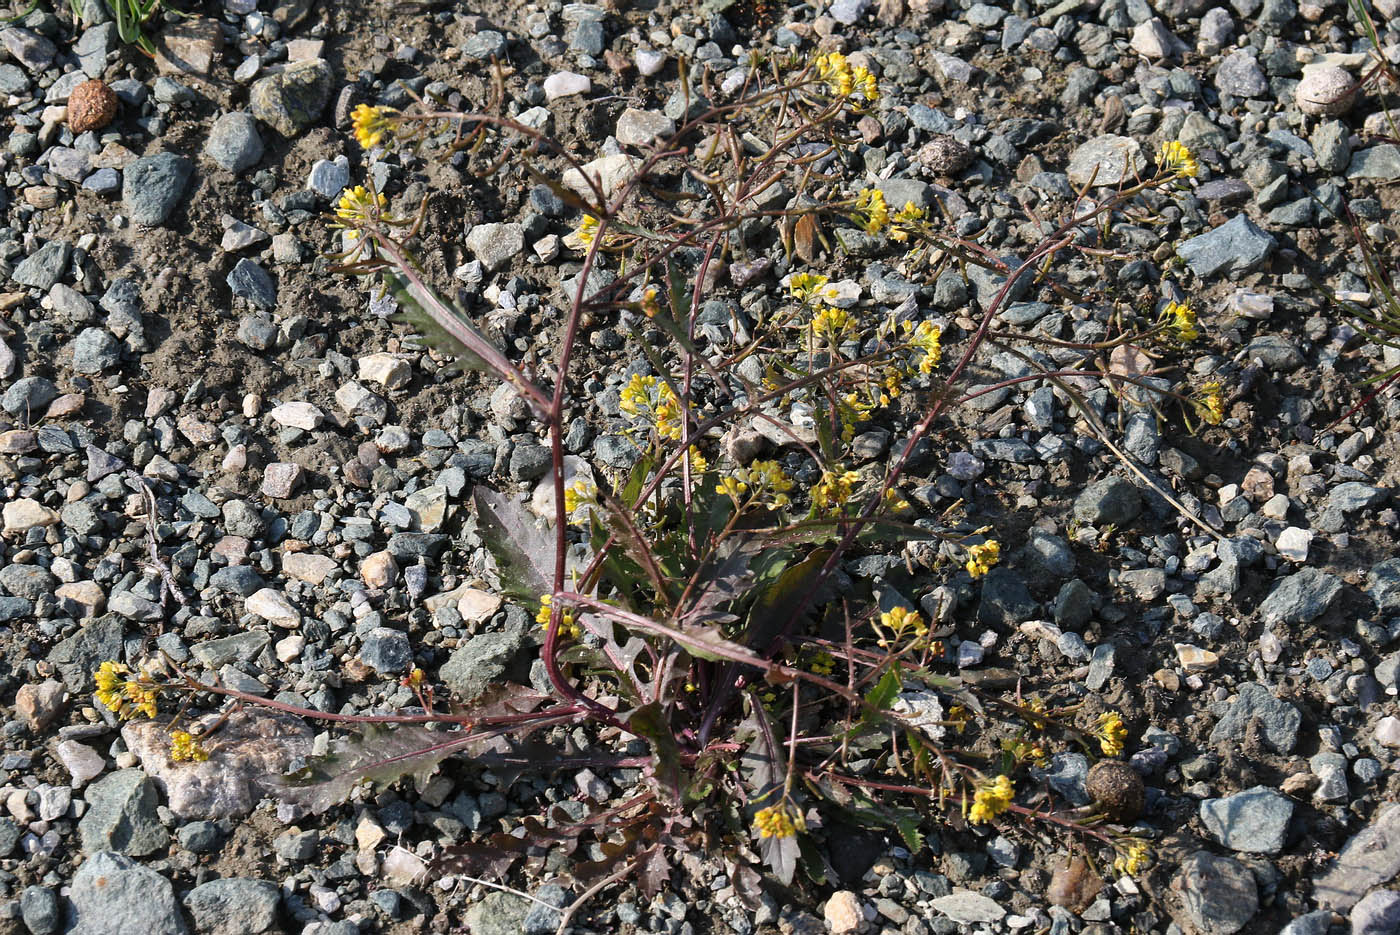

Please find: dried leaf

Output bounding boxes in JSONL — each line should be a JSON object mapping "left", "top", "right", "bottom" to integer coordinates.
{"left": 473, "top": 486, "right": 560, "bottom": 601}
{"left": 636, "top": 844, "right": 672, "bottom": 898}
{"left": 432, "top": 833, "right": 529, "bottom": 882}
{"left": 794, "top": 215, "right": 820, "bottom": 265}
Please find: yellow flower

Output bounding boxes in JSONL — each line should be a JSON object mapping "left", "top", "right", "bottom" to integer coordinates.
{"left": 808, "top": 651, "right": 836, "bottom": 676}
{"left": 1198, "top": 381, "right": 1225, "bottom": 425}
{"left": 965, "top": 540, "right": 1000, "bottom": 578}
{"left": 619, "top": 373, "right": 683, "bottom": 440}
{"left": 754, "top": 801, "right": 805, "bottom": 838}
{"left": 1097, "top": 711, "right": 1128, "bottom": 757}
{"left": 812, "top": 468, "right": 861, "bottom": 514}
{"left": 688, "top": 447, "right": 708, "bottom": 474}
{"left": 717, "top": 475, "right": 749, "bottom": 500}
{"left": 334, "top": 186, "right": 389, "bottom": 240}
{"left": 815, "top": 52, "right": 854, "bottom": 98}
{"left": 1165, "top": 300, "right": 1198, "bottom": 342}
{"left": 855, "top": 187, "right": 889, "bottom": 234}
{"left": 640, "top": 286, "right": 662, "bottom": 318}
{"left": 907, "top": 321, "right": 943, "bottom": 374}
{"left": 351, "top": 103, "right": 397, "bottom": 150}
{"left": 95, "top": 660, "right": 160, "bottom": 719}
{"left": 563, "top": 480, "right": 596, "bottom": 516}
{"left": 169, "top": 730, "right": 209, "bottom": 763}
{"left": 1114, "top": 841, "right": 1151, "bottom": 876}
{"left": 890, "top": 200, "right": 926, "bottom": 242}
{"left": 878, "top": 606, "right": 926, "bottom": 643}
{"left": 94, "top": 660, "right": 128, "bottom": 715}
{"left": 575, "top": 214, "right": 600, "bottom": 246}
{"left": 1157, "top": 140, "right": 1197, "bottom": 178}
{"left": 536, "top": 594, "right": 580, "bottom": 640}
{"left": 852, "top": 65, "right": 879, "bottom": 101}
{"left": 788, "top": 272, "right": 832, "bottom": 304}
{"left": 811, "top": 305, "right": 851, "bottom": 342}
{"left": 968, "top": 774, "right": 1014, "bottom": 824}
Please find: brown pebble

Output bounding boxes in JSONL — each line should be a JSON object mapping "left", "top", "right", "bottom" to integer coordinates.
{"left": 1046, "top": 855, "right": 1103, "bottom": 911}
{"left": 1085, "top": 759, "right": 1146, "bottom": 822}
{"left": 68, "top": 80, "right": 119, "bottom": 134}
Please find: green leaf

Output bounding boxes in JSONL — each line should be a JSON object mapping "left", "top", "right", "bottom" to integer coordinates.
{"left": 742, "top": 548, "right": 829, "bottom": 652}
{"left": 863, "top": 667, "right": 902, "bottom": 722}
{"left": 627, "top": 701, "right": 685, "bottom": 803}
{"left": 384, "top": 270, "right": 495, "bottom": 374}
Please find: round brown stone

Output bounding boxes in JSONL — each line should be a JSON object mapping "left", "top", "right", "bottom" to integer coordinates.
{"left": 68, "top": 79, "right": 119, "bottom": 134}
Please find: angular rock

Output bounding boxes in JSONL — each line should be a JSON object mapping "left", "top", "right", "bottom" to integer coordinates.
{"left": 1073, "top": 476, "right": 1142, "bottom": 526}
{"left": 78, "top": 769, "right": 167, "bottom": 856}
{"left": 204, "top": 112, "right": 263, "bottom": 173}
{"left": 249, "top": 58, "right": 332, "bottom": 136}
{"left": 69, "top": 851, "right": 188, "bottom": 935}
{"left": 1066, "top": 135, "right": 1146, "bottom": 188}
{"left": 1313, "top": 803, "right": 1400, "bottom": 910}
{"left": 1199, "top": 786, "right": 1293, "bottom": 854}
{"left": 182, "top": 878, "right": 281, "bottom": 935}
{"left": 1208, "top": 682, "right": 1301, "bottom": 753}
{"left": 1257, "top": 567, "right": 1341, "bottom": 625}
{"left": 1174, "top": 851, "right": 1258, "bottom": 935}
{"left": 465, "top": 222, "right": 524, "bottom": 273}
{"left": 122, "top": 152, "right": 193, "bottom": 226}
{"left": 1176, "top": 214, "right": 1275, "bottom": 278}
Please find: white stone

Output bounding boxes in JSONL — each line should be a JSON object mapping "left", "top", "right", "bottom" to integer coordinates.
{"left": 1276, "top": 526, "right": 1313, "bottom": 562}
{"left": 282, "top": 552, "right": 337, "bottom": 585}
{"left": 824, "top": 891, "right": 863, "bottom": 935}
{"left": 356, "top": 815, "right": 387, "bottom": 851}
{"left": 404, "top": 485, "right": 449, "bottom": 532}
{"left": 383, "top": 846, "right": 427, "bottom": 886}
{"left": 358, "top": 352, "right": 411, "bottom": 389}
{"left": 1296, "top": 64, "right": 1356, "bottom": 116}
{"left": 930, "top": 890, "right": 1007, "bottom": 925}
{"left": 561, "top": 152, "right": 642, "bottom": 202}
{"left": 56, "top": 581, "right": 105, "bottom": 617}
{"left": 543, "top": 71, "right": 591, "bottom": 100}
{"left": 1376, "top": 716, "right": 1400, "bottom": 748}
{"left": 275, "top": 634, "right": 305, "bottom": 662}
{"left": 334, "top": 380, "right": 378, "bottom": 415}
{"left": 1175, "top": 642, "right": 1219, "bottom": 672}
{"left": 615, "top": 108, "right": 675, "bottom": 147}
{"left": 457, "top": 588, "right": 503, "bottom": 623}
{"left": 1130, "top": 19, "right": 1183, "bottom": 59}
{"left": 465, "top": 222, "right": 525, "bottom": 273}
{"left": 55, "top": 740, "right": 105, "bottom": 786}
{"left": 245, "top": 588, "right": 301, "bottom": 627}
{"left": 3, "top": 497, "right": 58, "bottom": 535}
{"left": 269, "top": 401, "right": 323, "bottom": 431}
{"left": 361, "top": 550, "right": 398, "bottom": 588}
{"left": 635, "top": 48, "right": 665, "bottom": 76}
{"left": 1066, "top": 135, "right": 1146, "bottom": 188}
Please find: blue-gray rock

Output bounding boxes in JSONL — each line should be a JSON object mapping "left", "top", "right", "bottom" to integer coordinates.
{"left": 1312, "top": 120, "right": 1351, "bottom": 174}
{"left": 509, "top": 441, "right": 552, "bottom": 481}
{"left": 1032, "top": 752, "right": 1090, "bottom": 806}
{"left": 1315, "top": 804, "right": 1400, "bottom": 911}
{"left": 0, "top": 62, "right": 29, "bottom": 94}
{"left": 123, "top": 152, "right": 193, "bottom": 226}
{"left": 1199, "top": 786, "right": 1293, "bottom": 854}
{"left": 1176, "top": 214, "right": 1275, "bottom": 278}
{"left": 1073, "top": 476, "right": 1142, "bottom": 526}
{"left": 1347, "top": 145, "right": 1400, "bottom": 180}
{"left": 1085, "top": 643, "right": 1115, "bottom": 691}
{"left": 83, "top": 167, "right": 121, "bottom": 193}
{"left": 1215, "top": 48, "right": 1267, "bottom": 97}
{"left": 976, "top": 567, "right": 1038, "bottom": 627}
{"left": 1368, "top": 558, "right": 1400, "bottom": 614}
{"left": 828, "top": 0, "right": 870, "bottom": 23}
{"left": 440, "top": 629, "right": 528, "bottom": 700}
{"left": 68, "top": 851, "right": 188, "bottom": 935}
{"left": 1258, "top": 567, "right": 1341, "bottom": 625}
{"left": 1279, "top": 911, "right": 1333, "bottom": 935}
{"left": 208, "top": 566, "right": 266, "bottom": 597}
{"left": 49, "top": 615, "right": 124, "bottom": 692}
{"left": 1176, "top": 851, "right": 1258, "bottom": 935}
{"left": 1351, "top": 889, "right": 1400, "bottom": 935}
{"left": 249, "top": 58, "right": 332, "bottom": 136}
{"left": 1244, "top": 334, "right": 1303, "bottom": 370}
{"left": 0, "top": 817, "right": 17, "bottom": 856}
{"left": 1019, "top": 529, "right": 1076, "bottom": 578}
{"left": 463, "top": 892, "right": 528, "bottom": 935}
{"left": 2, "top": 376, "right": 59, "bottom": 418}
{"left": 204, "top": 112, "right": 264, "bottom": 174}
{"left": 71, "top": 327, "right": 120, "bottom": 373}
{"left": 20, "top": 885, "right": 59, "bottom": 935}
{"left": 182, "top": 878, "right": 281, "bottom": 935}
{"left": 1, "top": 26, "right": 55, "bottom": 71}
{"left": 1330, "top": 482, "right": 1390, "bottom": 512}
{"left": 192, "top": 630, "right": 269, "bottom": 668}
{"left": 0, "top": 564, "right": 56, "bottom": 600}
{"left": 361, "top": 627, "right": 412, "bottom": 674}
{"left": 78, "top": 769, "right": 167, "bottom": 856}
{"left": 522, "top": 884, "right": 571, "bottom": 935}
{"left": 227, "top": 259, "right": 276, "bottom": 310}
{"left": 306, "top": 156, "right": 350, "bottom": 199}
{"left": 1052, "top": 578, "right": 1095, "bottom": 631}
{"left": 1209, "top": 682, "right": 1300, "bottom": 753}
{"left": 176, "top": 820, "right": 223, "bottom": 853}
{"left": 11, "top": 239, "right": 71, "bottom": 289}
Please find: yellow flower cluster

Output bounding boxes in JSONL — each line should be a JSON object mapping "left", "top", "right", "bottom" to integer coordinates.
{"left": 1165, "top": 300, "right": 1198, "bottom": 342}
{"left": 875, "top": 606, "right": 927, "bottom": 648}
{"left": 1198, "top": 381, "right": 1225, "bottom": 425}
{"left": 905, "top": 320, "right": 943, "bottom": 374}
{"left": 788, "top": 272, "right": 836, "bottom": 304}
{"left": 889, "top": 200, "right": 926, "bottom": 243}
{"left": 965, "top": 540, "right": 1000, "bottom": 578}
{"left": 619, "top": 373, "right": 683, "bottom": 440}
{"left": 969, "top": 774, "right": 1014, "bottom": 823}
{"left": 536, "top": 594, "right": 581, "bottom": 640}
{"left": 811, "top": 305, "right": 851, "bottom": 342}
{"left": 808, "top": 651, "right": 836, "bottom": 677}
{"left": 716, "top": 459, "right": 795, "bottom": 509}
{"left": 754, "top": 801, "right": 806, "bottom": 838}
{"left": 574, "top": 214, "right": 600, "bottom": 246}
{"left": 855, "top": 187, "right": 889, "bottom": 234}
{"left": 563, "top": 479, "right": 596, "bottom": 516}
{"left": 334, "top": 185, "right": 388, "bottom": 241}
{"left": 1097, "top": 711, "right": 1128, "bottom": 757}
{"left": 812, "top": 468, "right": 861, "bottom": 513}
{"left": 814, "top": 52, "right": 878, "bottom": 101}
{"left": 1114, "top": 841, "right": 1151, "bottom": 876}
{"left": 351, "top": 103, "right": 397, "bottom": 150}
{"left": 169, "top": 730, "right": 209, "bottom": 763}
{"left": 1157, "top": 140, "right": 1198, "bottom": 178}
{"left": 95, "top": 661, "right": 159, "bottom": 720}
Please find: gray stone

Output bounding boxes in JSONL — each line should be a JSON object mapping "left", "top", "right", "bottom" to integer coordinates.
{"left": 1052, "top": 579, "right": 1095, "bottom": 630}
{"left": 49, "top": 615, "right": 125, "bottom": 692}
{"left": 1257, "top": 567, "right": 1342, "bottom": 625}
{"left": 1215, "top": 49, "right": 1267, "bottom": 97}
{"left": 72, "top": 327, "right": 121, "bottom": 373}
{"left": 1348, "top": 145, "right": 1400, "bottom": 179}
{"left": 1313, "top": 121, "right": 1352, "bottom": 175}
{"left": 20, "top": 884, "right": 60, "bottom": 935}
{"left": 192, "top": 630, "right": 269, "bottom": 667}
{"left": 1032, "top": 752, "right": 1090, "bottom": 806}
{"left": 1209, "top": 682, "right": 1301, "bottom": 753}
{"left": 1073, "top": 476, "right": 1142, "bottom": 526}
{"left": 249, "top": 58, "right": 332, "bottom": 136}
{"left": 78, "top": 770, "right": 167, "bottom": 856}
{"left": 361, "top": 627, "right": 412, "bottom": 674}
{"left": 0, "top": 564, "right": 55, "bottom": 600}
{"left": 1314, "top": 804, "right": 1400, "bottom": 910}
{"left": 1244, "top": 334, "right": 1304, "bottom": 370}
{"left": 1066, "top": 134, "right": 1145, "bottom": 187}
{"left": 1332, "top": 482, "right": 1390, "bottom": 513}
{"left": 176, "top": 821, "right": 223, "bottom": 853}
{"left": 1280, "top": 911, "right": 1335, "bottom": 935}
{"left": 976, "top": 567, "right": 1038, "bottom": 627}
{"left": 1176, "top": 214, "right": 1275, "bottom": 278}
{"left": 11, "top": 240, "right": 71, "bottom": 290}
{"left": 1296, "top": 65, "right": 1356, "bottom": 116}
{"left": 1199, "top": 786, "right": 1293, "bottom": 854}
{"left": 204, "top": 112, "right": 264, "bottom": 173}
{"left": 1368, "top": 558, "right": 1400, "bottom": 613}
{"left": 69, "top": 851, "right": 188, "bottom": 935}
{"left": 828, "top": 0, "right": 870, "bottom": 24}
{"left": 123, "top": 153, "right": 193, "bottom": 226}
{"left": 1019, "top": 529, "right": 1075, "bottom": 577}
{"left": 1, "top": 26, "right": 56, "bottom": 71}
{"left": 463, "top": 892, "right": 528, "bottom": 935}
{"left": 306, "top": 156, "right": 349, "bottom": 199}
{"left": 2, "top": 376, "right": 58, "bottom": 418}
{"left": 465, "top": 222, "right": 524, "bottom": 273}
{"left": 227, "top": 259, "right": 276, "bottom": 309}
{"left": 1351, "top": 890, "right": 1400, "bottom": 935}
{"left": 1176, "top": 851, "right": 1258, "bottom": 935}
{"left": 440, "top": 629, "right": 529, "bottom": 700}
{"left": 522, "top": 883, "right": 571, "bottom": 935}
{"left": 183, "top": 878, "right": 281, "bottom": 935}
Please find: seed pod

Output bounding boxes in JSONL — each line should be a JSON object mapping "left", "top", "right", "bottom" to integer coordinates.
{"left": 69, "top": 80, "right": 119, "bottom": 134}
{"left": 1086, "top": 759, "right": 1146, "bottom": 822}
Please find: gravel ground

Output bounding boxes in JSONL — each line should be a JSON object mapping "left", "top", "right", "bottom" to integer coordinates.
{"left": 2, "top": 0, "right": 1400, "bottom": 933}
